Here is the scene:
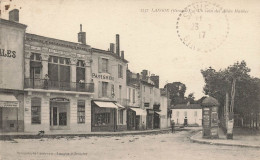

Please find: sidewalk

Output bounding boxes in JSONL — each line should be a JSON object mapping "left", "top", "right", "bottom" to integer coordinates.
{"left": 0, "top": 127, "right": 190, "bottom": 140}
{"left": 190, "top": 127, "right": 260, "bottom": 148}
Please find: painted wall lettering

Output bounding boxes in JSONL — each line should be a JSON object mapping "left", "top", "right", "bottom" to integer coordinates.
{"left": 0, "top": 49, "right": 16, "bottom": 58}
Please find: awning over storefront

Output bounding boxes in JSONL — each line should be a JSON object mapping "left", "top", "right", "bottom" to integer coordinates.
{"left": 115, "top": 103, "right": 125, "bottom": 109}
{"left": 94, "top": 101, "right": 118, "bottom": 109}
{"left": 0, "top": 93, "right": 19, "bottom": 108}
{"left": 130, "top": 108, "right": 147, "bottom": 116}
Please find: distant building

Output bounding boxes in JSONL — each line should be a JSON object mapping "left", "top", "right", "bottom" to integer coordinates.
{"left": 171, "top": 103, "right": 202, "bottom": 126}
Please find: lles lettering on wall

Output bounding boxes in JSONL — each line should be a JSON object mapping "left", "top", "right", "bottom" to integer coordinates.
{"left": 0, "top": 49, "right": 16, "bottom": 58}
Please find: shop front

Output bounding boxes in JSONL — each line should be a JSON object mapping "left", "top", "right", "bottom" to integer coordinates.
{"left": 49, "top": 98, "right": 70, "bottom": 130}
{"left": 146, "top": 109, "right": 154, "bottom": 129}
{"left": 91, "top": 101, "right": 126, "bottom": 132}
{"left": 0, "top": 93, "right": 24, "bottom": 132}
{"left": 127, "top": 108, "right": 146, "bottom": 130}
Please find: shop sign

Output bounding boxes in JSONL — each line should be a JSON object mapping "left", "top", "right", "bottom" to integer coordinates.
{"left": 0, "top": 49, "right": 16, "bottom": 58}
{"left": 92, "top": 73, "right": 114, "bottom": 81}
{"left": 50, "top": 98, "right": 70, "bottom": 102}
{"left": 0, "top": 101, "right": 19, "bottom": 108}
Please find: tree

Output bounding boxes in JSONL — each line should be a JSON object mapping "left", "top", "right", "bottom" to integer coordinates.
{"left": 201, "top": 60, "right": 260, "bottom": 129}
{"left": 164, "top": 82, "right": 186, "bottom": 105}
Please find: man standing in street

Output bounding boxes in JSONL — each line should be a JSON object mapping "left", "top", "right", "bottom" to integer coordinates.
{"left": 171, "top": 120, "right": 175, "bottom": 133}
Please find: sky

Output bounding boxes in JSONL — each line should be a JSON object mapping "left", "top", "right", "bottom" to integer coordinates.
{"left": 1, "top": 0, "right": 259, "bottom": 99}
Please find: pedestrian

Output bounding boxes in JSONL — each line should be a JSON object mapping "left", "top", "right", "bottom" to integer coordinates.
{"left": 171, "top": 120, "right": 175, "bottom": 133}
{"left": 44, "top": 74, "right": 49, "bottom": 89}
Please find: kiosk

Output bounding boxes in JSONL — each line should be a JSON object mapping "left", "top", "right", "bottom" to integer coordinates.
{"left": 202, "top": 97, "right": 220, "bottom": 139}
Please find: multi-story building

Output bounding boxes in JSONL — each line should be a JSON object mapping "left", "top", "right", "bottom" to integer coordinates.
{"left": 0, "top": 10, "right": 27, "bottom": 132}
{"left": 126, "top": 76, "right": 146, "bottom": 130}
{"left": 127, "top": 69, "right": 161, "bottom": 130}
{"left": 23, "top": 28, "right": 94, "bottom": 132}
{"left": 91, "top": 34, "right": 128, "bottom": 132}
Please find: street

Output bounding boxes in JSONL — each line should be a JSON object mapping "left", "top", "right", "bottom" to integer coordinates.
{"left": 0, "top": 130, "right": 259, "bottom": 160}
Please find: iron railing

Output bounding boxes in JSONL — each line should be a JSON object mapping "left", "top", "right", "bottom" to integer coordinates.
{"left": 24, "top": 78, "right": 94, "bottom": 93}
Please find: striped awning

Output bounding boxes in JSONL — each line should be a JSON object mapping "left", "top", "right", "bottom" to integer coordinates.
{"left": 0, "top": 93, "right": 19, "bottom": 108}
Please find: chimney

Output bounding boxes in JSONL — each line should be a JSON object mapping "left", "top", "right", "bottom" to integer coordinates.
{"left": 121, "top": 51, "right": 124, "bottom": 59}
{"left": 9, "top": 9, "right": 19, "bottom": 22}
{"left": 116, "top": 34, "right": 120, "bottom": 56}
{"left": 78, "top": 24, "right": 86, "bottom": 45}
{"left": 110, "top": 43, "right": 115, "bottom": 53}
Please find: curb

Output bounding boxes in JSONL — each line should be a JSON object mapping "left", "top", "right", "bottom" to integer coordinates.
{"left": 0, "top": 128, "right": 190, "bottom": 140}
{"left": 189, "top": 131, "right": 260, "bottom": 149}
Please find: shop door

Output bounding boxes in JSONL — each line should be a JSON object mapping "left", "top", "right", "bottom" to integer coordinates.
{"left": 50, "top": 104, "right": 69, "bottom": 130}
{"left": 135, "top": 116, "right": 140, "bottom": 130}
{"left": 154, "top": 113, "right": 160, "bottom": 129}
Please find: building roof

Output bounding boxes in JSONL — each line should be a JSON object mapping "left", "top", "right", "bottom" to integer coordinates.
{"left": 92, "top": 48, "right": 128, "bottom": 63}
{"left": 170, "top": 104, "right": 202, "bottom": 109}
{"left": 202, "top": 96, "right": 220, "bottom": 106}
{"left": 25, "top": 33, "right": 91, "bottom": 51}
{"left": 0, "top": 18, "right": 27, "bottom": 29}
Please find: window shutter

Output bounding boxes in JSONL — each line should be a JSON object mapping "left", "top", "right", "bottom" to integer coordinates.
{"left": 98, "top": 81, "right": 102, "bottom": 98}
{"left": 107, "top": 83, "right": 111, "bottom": 98}
{"left": 108, "top": 60, "right": 111, "bottom": 74}
{"left": 98, "top": 57, "right": 102, "bottom": 73}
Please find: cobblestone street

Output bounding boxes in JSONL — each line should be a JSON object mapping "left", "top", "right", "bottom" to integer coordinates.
{"left": 0, "top": 130, "right": 259, "bottom": 160}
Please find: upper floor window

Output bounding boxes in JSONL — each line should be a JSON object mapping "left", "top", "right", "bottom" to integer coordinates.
{"left": 176, "top": 111, "right": 179, "bottom": 117}
{"left": 48, "top": 56, "right": 70, "bottom": 83}
{"left": 77, "top": 60, "right": 85, "bottom": 68}
{"left": 30, "top": 53, "right": 42, "bottom": 79}
{"left": 102, "top": 82, "right": 108, "bottom": 97}
{"left": 76, "top": 60, "right": 85, "bottom": 83}
{"left": 48, "top": 56, "right": 70, "bottom": 65}
{"left": 150, "top": 88, "right": 152, "bottom": 94}
{"left": 133, "top": 89, "right": 135, "bottom": 103}
{"left": 118, "top": 64, "right": 123, "bottom": 78}
{"left": 184, "top": 111, "right": 187, "bottom": 117}
{"left": 102, "top": 58, "right": 109, "bottom": 73}
{"left": 30, "top": 53, "right": 41, "bottom": 61}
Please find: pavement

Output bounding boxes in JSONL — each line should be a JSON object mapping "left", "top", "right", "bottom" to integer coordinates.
{"left": 190, "top": 127, "right": 260, "bottom": 148}
{"left": 1, "top": 128, "right": 259, "bottom": 160}
{"left": 0, "top": 127, "right": 191, "bottom": 140}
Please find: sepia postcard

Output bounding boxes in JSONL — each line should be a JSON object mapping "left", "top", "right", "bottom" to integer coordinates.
{"left": 0, "top": 0, "right": 259, "bottom": 159}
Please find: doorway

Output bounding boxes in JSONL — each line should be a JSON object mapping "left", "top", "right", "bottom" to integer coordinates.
{"left": 50, "top": 102, "right": 70, "bottom": 130}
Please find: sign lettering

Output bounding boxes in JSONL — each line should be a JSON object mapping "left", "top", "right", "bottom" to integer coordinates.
{"left": 0, "top": 49, "right": 16, "bottom": 58}
{"left": 92, "top": 73, "right": 114, "bottom": 81}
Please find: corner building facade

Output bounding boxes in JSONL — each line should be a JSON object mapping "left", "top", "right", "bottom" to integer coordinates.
{"left": 23, "top": 33, "right": 94, "bottom": 132}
